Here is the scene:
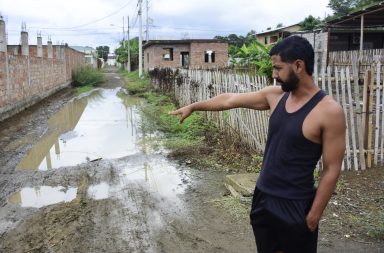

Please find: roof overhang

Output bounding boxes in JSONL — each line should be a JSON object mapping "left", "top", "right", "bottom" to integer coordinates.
{"left": 326, "top": 2, "right": 384, "bottom": 28}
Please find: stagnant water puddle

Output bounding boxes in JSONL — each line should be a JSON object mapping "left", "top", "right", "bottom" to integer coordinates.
{"left": 17, "top": 88, "right": 144, "bottom": 171}
{"left": 9, "top": 88, "right": 190, "bottom": 209}
{"left": 8, "top": 186, "right": 77, "bottom": 208}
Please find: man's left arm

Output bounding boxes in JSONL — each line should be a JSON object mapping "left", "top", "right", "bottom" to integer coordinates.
{"left": 306, "top": 103, "right": 346, "bottom": 232}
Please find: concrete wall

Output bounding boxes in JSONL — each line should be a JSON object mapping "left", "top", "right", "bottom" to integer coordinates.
{"left": 190, "top": 42, "right": 228, "bottom": 68}
{"left": 294, "top": 31, "right": 329, "bottom": 73}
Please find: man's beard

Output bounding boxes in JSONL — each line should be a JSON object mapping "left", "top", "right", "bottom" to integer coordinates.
{"left": 276, "top": 70, "right": 299, "bottom": 92}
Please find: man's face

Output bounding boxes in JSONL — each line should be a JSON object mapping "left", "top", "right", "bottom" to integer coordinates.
{"left": 271, "top": 55, "right": 300, "bottom": 92}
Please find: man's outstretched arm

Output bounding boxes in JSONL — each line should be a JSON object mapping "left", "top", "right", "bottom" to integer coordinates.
{"left": 169, "top": 86, "right": 282, "bottom": 124}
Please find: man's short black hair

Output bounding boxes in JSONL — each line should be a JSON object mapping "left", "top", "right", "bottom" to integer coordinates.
{"left": 269, "top": 36, "right": 314, "bottom": 76}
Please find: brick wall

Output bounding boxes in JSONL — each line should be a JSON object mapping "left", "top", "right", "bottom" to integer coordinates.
{"left": 0, "top": 47, "right": 85, "bottom": 121}
{"left": 190, "top": 42, "right": 228, "bottom": 68}
{"left": 144, "top": 44, "right": 190, "bottom": 70}
{"left": 144, "top": 42, "right": 228, "bottom": 70}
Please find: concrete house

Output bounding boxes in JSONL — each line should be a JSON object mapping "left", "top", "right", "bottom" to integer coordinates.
{"left": 256, "top": 24, "right": 302, "bottom": 45}
{"left": 143, "top": 39, "right": 228, "bottom": 70}
{"left": 70, "top": 46, "right": 98, "bottom": 68}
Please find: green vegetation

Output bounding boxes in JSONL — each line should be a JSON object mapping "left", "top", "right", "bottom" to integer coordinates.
{"left": 327, "top": 0, "right": 382, "bottom": 16}
{"left": 96, "top": 46, "right": 110, "bottom": 62}
{"left": 300, "top": 15, "right": 322, "bottom": 31}
{"left": 121, "top": 70, "right": 263, "bottom": 173}
{"left": 75, "top": 85, "right": 94, "bottom": 94}
{"left": 215, "top": 31, "right": 273, "bottom": 80}
{"left": 212, "top": 196, "right": 250, "bottom": 220}
{"left": 121, "top": 70, "right": 215, "bottom": 151}
{"left": 115, "top": 37, "right": 139, "bottom": 71}
{"left": 367, "top": 211, "right": 384, "bottom": 239}
{"left": 72, "top": 65, "right": 104, "bottom": 87}
{"left": 122, "top": 70, "right": 150, "bottom": 95}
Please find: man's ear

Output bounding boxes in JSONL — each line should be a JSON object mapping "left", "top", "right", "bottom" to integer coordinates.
{"left": 294, "top": 60, "right": 306, "bottom": 74}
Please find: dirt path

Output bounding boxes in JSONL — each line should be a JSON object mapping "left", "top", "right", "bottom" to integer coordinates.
{"left": 0, "top": 70, "right": 382, "bottom": 253}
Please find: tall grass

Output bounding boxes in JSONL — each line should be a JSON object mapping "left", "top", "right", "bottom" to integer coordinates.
{"left": 72, "top": 65, "right": 104, "bottom": 87}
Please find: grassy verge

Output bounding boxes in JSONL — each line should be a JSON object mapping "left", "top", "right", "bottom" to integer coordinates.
{"left": 72, "top": 65, "right": 104, "bottom": 87}
{"left": 75, "top": 85, "right": 94, "bottom": 94}
{"left": 120, "top": 70, "right": 263, "bottom": 173}
{"left": 121, "top": 70, "right": 213, "bottom": 150}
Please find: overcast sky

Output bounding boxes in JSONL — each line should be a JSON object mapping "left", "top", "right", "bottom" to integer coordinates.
{"left": 1, "top": 0, "right": 332, "bottom": 52}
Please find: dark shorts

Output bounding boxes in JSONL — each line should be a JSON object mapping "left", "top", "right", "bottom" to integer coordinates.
{"left": 250, "top": 187, "right": 318, "bottom": 253}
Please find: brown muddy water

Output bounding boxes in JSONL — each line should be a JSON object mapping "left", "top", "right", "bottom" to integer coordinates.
{"left": 0, "top": 84, "right": 256, "bottom": 253}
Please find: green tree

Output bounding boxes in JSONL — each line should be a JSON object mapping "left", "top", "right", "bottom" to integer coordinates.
{"left": 327, "top": 0, "right": 382, "bottom": 16}
{"left": 244, "top": 30, "right": 257, "bottom": 45}
{"left": 234, "top": 41, "right": 273, "bottom": 79}
{"left": 96, "top": 46, "right": 109, "bottom": 62}
{"left": 355, "top": 0, "right": 383, "bottom": 8}
{"left": 300, "top": 15, "right": 322, "bottom": 31}
{"left": 115, "top": 37, "right": 139, "bottom": 70}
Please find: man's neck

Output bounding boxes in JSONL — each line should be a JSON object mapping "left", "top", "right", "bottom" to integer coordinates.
{"left": 290, "top": 76, "right": 319, "bottom": 100}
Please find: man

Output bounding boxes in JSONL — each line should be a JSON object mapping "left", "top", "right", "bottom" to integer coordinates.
{"left": 169, "top": 36, "right": 345, "bottom": 253}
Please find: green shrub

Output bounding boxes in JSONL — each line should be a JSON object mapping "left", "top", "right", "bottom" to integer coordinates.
{"left": 366, "top": 211, "right": 384, "bottom": 240}
{"left": 121, "top": 70, "right": 151, "bottom": 95}
{"left": 72, "top": 65, "right": 104, "bottom": 87}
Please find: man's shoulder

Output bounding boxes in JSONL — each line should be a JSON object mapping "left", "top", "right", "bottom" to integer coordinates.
{"left": 260, "top": 86, "right": 284, "bottom": 109}
{"left": 318, "top": 96, "right": 345, "bottom": 125}
{"left": 262, "top": 85, "right": 284, "bottom": 94}
{"left": 261, "top": 85, "right": 284, "bottom": 100}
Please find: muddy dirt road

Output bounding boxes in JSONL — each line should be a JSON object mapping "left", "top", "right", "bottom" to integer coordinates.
{"left": 0, "top": 71, "right": 382, "bottom": 253}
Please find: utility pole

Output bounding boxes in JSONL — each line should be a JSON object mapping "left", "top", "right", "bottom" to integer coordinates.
{"left": 122, "top": 17, "right": 125, "bottom": 41}
{"left": 146, "top": 0, "right": 149, "bottom": 41}
{"left": 127, "top": 16, "right": 131, "bottom": 72}
{"left": 138, "top": 0, "right": 143, "bottom": 77}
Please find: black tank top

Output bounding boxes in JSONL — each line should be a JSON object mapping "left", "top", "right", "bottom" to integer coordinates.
{"left": 257, "top": 90, "right": 326, "bottom": 200}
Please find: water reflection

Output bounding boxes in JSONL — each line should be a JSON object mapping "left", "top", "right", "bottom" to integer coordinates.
{"left": 8, "top": 186, "right": 77, "bottom": 208}
{"left": 17, "top": 88, "right": 145, "bottom": 170}
{"left": 119, "top": 157, "right": 189, "bottom": 201}
{"left": 87, "top": 182, "right": 110, "bottom": 200}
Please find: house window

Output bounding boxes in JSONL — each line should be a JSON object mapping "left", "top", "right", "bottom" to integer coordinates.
{"left": 270, "top": 35, "right": 278, "bottom": 43}
{"left": 147, "top": 53, "right": 149, "bottom": 63}
{"left": 204, "top": 50, "right": 215, "bottom": 63}
{"left": 264, "top": 37, "right": 268, "bottom": 44}
{"left": 162, "top": 48, "right": 173, "bottom": 61}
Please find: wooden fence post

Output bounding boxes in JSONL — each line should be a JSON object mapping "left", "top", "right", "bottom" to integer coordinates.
{"left": 374, "top": 63, "right": 381, "bottom": 165}
{"left": 353, "top": 62, "right": 366, "bottom": 170}
{"left": 366, "top": 68, "right": 374, "bottom": 168}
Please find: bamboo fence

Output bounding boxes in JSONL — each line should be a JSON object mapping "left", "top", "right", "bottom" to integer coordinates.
{"left": 150, "top": 61, "right": 383, "bottom": 171}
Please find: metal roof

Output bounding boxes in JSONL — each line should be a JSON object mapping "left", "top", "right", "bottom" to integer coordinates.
{"left": 326, "top": 1, "right": 384, "bottom": 27}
